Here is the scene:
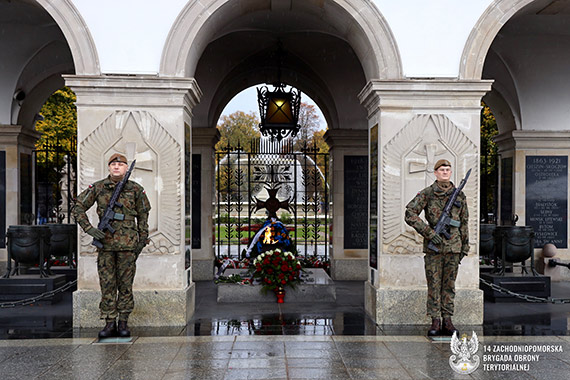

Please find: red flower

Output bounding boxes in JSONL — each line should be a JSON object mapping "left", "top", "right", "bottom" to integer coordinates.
{"left": 289, "top": 275, "right": 293, "bottom": 280}
{"left": 281, "top": 265, "right": 289, "bottom": 272}
{"left": 267, "top": 268, "right": 273, "bottom": 274}
{"left": 281, "top": 280, "right": 287, "bottom": 285}
{"left": 279, "top": 273, "right": 285, "bottom": 279}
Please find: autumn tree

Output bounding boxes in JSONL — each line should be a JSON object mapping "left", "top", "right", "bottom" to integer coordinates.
{"left": 481, "top": 101, "right": 499, "bottom": 221}
{"left": 293, "top": 102, "right": 322, "bottom": 151}
{"left": 35, "top": 87, "right": 77, "bottom": 171}
{"left": 215, "top": 111, "right": 261, "bottom": 152}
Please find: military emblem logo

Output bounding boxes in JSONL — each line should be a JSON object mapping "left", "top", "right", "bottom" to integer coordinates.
{"left": 449, "top": 331, "right": 480, "bottom": 374}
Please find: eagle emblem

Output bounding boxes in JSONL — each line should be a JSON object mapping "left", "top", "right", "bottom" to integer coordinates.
{"left": 449, "top": 331, "right": 480, "bottom": 374}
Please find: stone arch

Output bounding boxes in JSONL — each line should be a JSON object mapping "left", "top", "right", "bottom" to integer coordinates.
{"left": 460, "top": 0, "right": 535, "bottom": 80}
{"left": 160, "top": 0, "right": 402, "bottom": 81}
{"left": 36, "top": 0, "right": 100, "bottom": 75}
{"left": 203, "top": 44, "right": 340, "bottom": 130}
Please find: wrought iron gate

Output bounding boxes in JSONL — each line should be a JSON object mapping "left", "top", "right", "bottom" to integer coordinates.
{"left": 33, "top": 136, "right": 76, "bottom": 225}
{"left": 215, "top": 139, "right": 330, "bottom": 260}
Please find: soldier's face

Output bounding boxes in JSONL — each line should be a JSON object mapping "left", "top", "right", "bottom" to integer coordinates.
{"left": 109, "top": 161, "right": 128, "bottom": 177}
{"left": 434, "top": 166, "right": 452, "bottom": 182}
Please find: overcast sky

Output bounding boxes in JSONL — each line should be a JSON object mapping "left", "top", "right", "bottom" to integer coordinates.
{"left": 220, "top": 86, "right": 327, "bottom": 130}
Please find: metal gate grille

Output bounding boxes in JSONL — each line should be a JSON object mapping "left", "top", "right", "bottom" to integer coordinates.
{"left": 215, "top": 139, "right": 330, "bottom": 259}
{"left": 33, "top": 136, "right": 77, "bottom": 225}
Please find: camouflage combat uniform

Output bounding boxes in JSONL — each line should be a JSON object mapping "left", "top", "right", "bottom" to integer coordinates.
{"left": 73, "top": 176, "right": 151, "bottom": 321}
{"left": 405, "top": 181, "right": 469, "bottom": 318}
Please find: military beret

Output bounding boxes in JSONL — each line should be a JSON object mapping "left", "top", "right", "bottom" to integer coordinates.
{"left": 434, "top": 159, "right": 451, "bottom": 170}
{"left": 108, "top": 153, "right": 128, "bottom": 165}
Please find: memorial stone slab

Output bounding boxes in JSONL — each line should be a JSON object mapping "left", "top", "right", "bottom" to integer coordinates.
{"left": 192, "top": 154, "right": 201, "bottom": 249}
{"left": 369, "top": 125, "right": 378, "bottom": 268}
{"left": 217, "top": 268, "right": 336, "bottom": 303}
{"left": 344, "top": 156, "right": 368, "bottom": 249}
{"left": 525, "top": 156, "right": 568, "bottom": 248}
{"left": 0, "top": 151, "right": 5, "bottom": 248}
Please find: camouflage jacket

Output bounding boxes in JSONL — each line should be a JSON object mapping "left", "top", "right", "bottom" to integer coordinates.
{"left": 73, "top": 176, "right": 151, "bottom": 251}
{"left": 405, "top": 181, "right": 469, "bottom": 255}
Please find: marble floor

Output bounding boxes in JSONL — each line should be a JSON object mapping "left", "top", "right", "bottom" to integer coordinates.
{"left": 1, "top": 281, "right": 570, "bottom": 379}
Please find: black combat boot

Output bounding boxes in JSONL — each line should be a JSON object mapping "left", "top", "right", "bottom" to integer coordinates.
{"left": 98, "top": 321, "right": 117, "bottom": 338}
{"left": 427, "top": 318, "right": 441, "bottom": 337}
{"left": 118, "top": 320, "right": 131, "bottom": 337}
{"left": 442, "top": 317, "right": 459, "bottom": 336}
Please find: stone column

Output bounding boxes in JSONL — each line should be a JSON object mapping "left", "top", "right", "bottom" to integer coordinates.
{"left": 65, "top": 75, "right": 202, "bottom": 327}
{"left": 495, "top": 131, "right": 570, "bottom": 269}
{"left": 191, "top": 127, "right": 219, "bottom": 280}
{"left": 0, "top": 126, "right": 40, "bottom": 273}
{"left": 359, "top": 80, "right": 492, "bottom": 325}
{"left": 324, "top": 129, "right": 368, "bottom": 280}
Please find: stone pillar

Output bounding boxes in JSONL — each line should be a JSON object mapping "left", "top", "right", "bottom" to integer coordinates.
{"left": 495, "top": 131, "right": 570, "bottom": 264}
{"left": 324, "top": 129, "right": 368, "bottom": 280}
{"left": 0, "top": 126, "right": 39, "bottom": 273}
{"left": 359, "top": 80, "right": 492, "bottom": 325}
{"left": 65, "top": 75, "right": 202, "bottom": 327}
{"left": 191, "top": 127, "right": 219, "bottom": 280}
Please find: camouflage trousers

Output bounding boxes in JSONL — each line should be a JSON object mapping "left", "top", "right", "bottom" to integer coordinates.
{"left": 97, "top": 250, "right": 137, "bottom": 321}
{"left": 424, "top": 252, "right": 461, "bottom": 318}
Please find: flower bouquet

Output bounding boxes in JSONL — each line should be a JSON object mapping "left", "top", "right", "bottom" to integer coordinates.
{"left": 250, "top": 248, "right": 302, "bottom": 297}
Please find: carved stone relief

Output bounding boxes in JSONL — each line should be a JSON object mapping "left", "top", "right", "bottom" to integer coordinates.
{"left": 78, "top": 111, "right": 181, "bottom": 255}
{"left": 382, "top": 114, "right": 478, "bottom": 254}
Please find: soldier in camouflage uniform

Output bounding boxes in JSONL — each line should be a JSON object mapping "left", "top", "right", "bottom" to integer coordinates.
{"left": 73, "top": 153, "right": 151, "bottom": 338}
{"left": 405, "top": 159, "right": 469, "bottom": 337}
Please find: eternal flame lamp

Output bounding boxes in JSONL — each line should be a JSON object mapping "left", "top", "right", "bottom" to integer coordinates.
{"left": 257, "top": 43, "right": 301, "bottom": 141}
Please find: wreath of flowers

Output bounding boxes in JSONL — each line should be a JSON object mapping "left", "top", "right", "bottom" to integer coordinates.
{"left": 250, "top": 248, "right": 302, "bottom": 293}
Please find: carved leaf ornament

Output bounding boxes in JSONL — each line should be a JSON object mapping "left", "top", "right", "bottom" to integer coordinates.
{"left": 79, "top": 111, "right": 181, "bottom": 255}
{"left": 382, "top": 114, "right": 478, "bottom": 254}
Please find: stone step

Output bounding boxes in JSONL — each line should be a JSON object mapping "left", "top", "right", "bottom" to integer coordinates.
{"left": 217, "top": 268, "right": 336, "bottom": 303}
{"left": 480, "top": 273, "right": 551, "bottom": 302}
{"left": 0, "top": 274, "right": 67, "bottom": 304}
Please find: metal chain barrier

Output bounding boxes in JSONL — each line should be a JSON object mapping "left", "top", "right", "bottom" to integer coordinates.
{"left": 0, "top": 280, "right": 77, "bottom": 308}
{"left": 480, "top": 277, "right": 570, "bottom": 304}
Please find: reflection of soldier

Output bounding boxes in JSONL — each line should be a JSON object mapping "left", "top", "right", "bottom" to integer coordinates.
{"left": 405, "top": 159, "right": 469, "bottom": 337}
{"left": 73, "top": 154, "right": 151, "bottom": 338}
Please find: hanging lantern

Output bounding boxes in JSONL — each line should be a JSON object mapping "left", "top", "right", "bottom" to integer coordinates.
{"left": 257, "top": 84, "right": 301, "bottom": 141}
{"left": 257, "top": 41, "right": 301, "bottom": 141}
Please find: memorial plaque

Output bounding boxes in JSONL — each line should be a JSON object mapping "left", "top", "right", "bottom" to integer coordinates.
{"left": 344, "top": 156, "right": 368, "bottom": 249}
{"left": 526, "top": 156, "right": 568, "bottom": 248}
{"left": 184, "top": 125, "right": 191, "bottom": 269}
{"left": 20, "top": 153, "right": 32, "bottom": 220}
{"left": 0, "top": 151, "right": 5, "bottom": 248}
{"left": 192, "top": 154, "right": 201, "bottom": 249}
{"left": 369, "top": 125, "right": 378, "bottom": 268}
{"left": 500, "top": 157, "right": 513, "bottom": 224}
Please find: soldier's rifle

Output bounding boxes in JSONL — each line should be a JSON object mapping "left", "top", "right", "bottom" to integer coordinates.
{"left": 427, "top": 168, "right": 471, "bottom": 253}
{"left": 92, "top": 160, "right": 136, "bottom": 249}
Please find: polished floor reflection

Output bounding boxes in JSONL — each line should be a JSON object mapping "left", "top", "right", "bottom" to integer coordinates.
{"left": 2, "top": 280, "right": 570, "bottom": 379}
{"left": 1, "top": 281, "right": 570, "bottom": 339}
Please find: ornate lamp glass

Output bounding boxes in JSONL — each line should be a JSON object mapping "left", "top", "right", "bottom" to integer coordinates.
{"left": 257, "top": 83, "right": 301, "bottom": 141}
